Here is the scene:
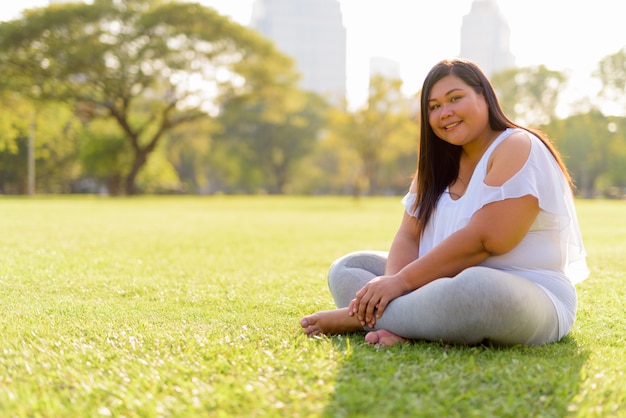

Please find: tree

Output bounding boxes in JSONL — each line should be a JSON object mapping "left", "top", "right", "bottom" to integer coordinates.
{"left": 491, "top": 65, "right": 567, "bottom": 127}
{"left": 78, "top": 118, "right": 132, "bottom": 195}
{"left": 544, "top": 109, "right": 615, "bottom": 198}
{"left": 595, "top": 47, "right": 626, "bottom": 114}
{"left": 0, "top": 93, "right": 32, "bottom": 193}
{"left": 0, "top": 0, "right": 296, "bottom": 195}
{"left": 326, "top": 75, "right": 418, "bottom": 196}
{"left": 0, "top": 92, "right": 81, "bottom": 193}
{"left": 216, "top": 86, "right": 328, "bottom": 194}
{"left": 163, "top": 118, "right": 216, "bottom": 194}
{"left": 600, "top": 116, "right": 626, "bottom": 197}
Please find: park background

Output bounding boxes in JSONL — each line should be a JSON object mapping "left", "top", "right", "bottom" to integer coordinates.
{"left": 0, "top": 0, "right": 625, "bottom": 198}
{"left": 0, "top": 1, "right": 625, "bottom": 416}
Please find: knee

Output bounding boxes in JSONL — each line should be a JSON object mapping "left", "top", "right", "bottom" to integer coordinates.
{"left": 327, "top": 252, "right": 357, "bottom": 290}
{"left": 327, "top": 251, "right": 386, "bottom": 289}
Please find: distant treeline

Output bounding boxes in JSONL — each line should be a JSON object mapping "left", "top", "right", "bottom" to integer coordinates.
{"left": 0, "top": 1, "right": 624, "bottom": 197}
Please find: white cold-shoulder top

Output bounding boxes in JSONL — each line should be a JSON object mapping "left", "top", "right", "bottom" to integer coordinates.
{"left": 402, "top": 128, "right": 589, "bottom": 339}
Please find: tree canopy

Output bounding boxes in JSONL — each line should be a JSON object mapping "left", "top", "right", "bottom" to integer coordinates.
{"left": 595, "top": 47, "right": 626, "bottom": 114}
{"left": 0, "top": 5, "right": 623, "bottom": 198}
{"left": 323, "top": 75, "right": 418, "bottom": 196}
{"left": 0, "top": 0, "right": 298, "bottom": 194}
{"left": 491, "top": 65, "right": 566, "bottom": 127}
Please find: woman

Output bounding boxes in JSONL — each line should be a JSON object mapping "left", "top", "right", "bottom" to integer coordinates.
{"left": 300, "top": 58, "right": 589, "bottom": 347}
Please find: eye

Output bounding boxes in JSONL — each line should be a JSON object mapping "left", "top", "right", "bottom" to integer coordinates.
{"left": 450, "top": 96, "right": 461, "bottom": 102}
{"left": 429, "top": 103, "right": 440, "bottom": 111}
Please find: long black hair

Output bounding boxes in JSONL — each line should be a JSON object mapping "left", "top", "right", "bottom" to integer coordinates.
{"left": 413, "top": 58, "right": 571, "bottom": 229}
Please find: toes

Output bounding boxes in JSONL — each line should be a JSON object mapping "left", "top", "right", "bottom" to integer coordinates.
{"left": 300, "top": 314, "right": 317, "bottom": 328}
{"left": 365, "top": 330, "right": 406, "bottom": 347}
{"left": 364, "top": 331, "right": 380, "bottom": 345}
{"left": 300, "top": 314, "right": 320, "bottom": 336}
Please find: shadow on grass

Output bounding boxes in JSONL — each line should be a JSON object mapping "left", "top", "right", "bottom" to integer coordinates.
{"left": 323, "top": 334, "right": 589, "bottom": 418}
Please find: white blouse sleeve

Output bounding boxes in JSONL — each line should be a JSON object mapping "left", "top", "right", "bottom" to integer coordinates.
{"left": 473, "top": 135, "right": 589, "bottom": 283}
{"left": 401, "top": 192, "right": 417, "bottom": 217}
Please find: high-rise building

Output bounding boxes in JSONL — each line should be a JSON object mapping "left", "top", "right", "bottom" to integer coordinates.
{"left": 460, "top": 0, "right": 515, "bottom": 76}
{"left": 251, "top": 0, "right": 347, "bottom": 102}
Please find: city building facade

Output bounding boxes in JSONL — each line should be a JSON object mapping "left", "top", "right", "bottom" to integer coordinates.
{"left": 251, "top": 0, "right": 347, "bottom": 102}
{"left": 460, "top": 0, "right": 515, "bottom": 76}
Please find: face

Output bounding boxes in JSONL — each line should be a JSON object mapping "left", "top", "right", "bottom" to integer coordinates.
{"left": 427, "top": 75, "right": 491, "bottom": 148}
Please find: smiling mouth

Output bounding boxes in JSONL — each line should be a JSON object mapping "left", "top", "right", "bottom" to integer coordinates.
{"left": 444, "top": 121, "right": 461, "bottom": 130}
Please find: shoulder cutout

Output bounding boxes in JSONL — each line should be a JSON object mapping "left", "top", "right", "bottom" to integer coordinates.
{"left": 485, "top": 130, "right": 532, "bottom": 187}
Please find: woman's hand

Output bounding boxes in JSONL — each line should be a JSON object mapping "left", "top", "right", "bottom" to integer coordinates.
{"left": 349, "top": 275, "right": 407, "bottom": 328}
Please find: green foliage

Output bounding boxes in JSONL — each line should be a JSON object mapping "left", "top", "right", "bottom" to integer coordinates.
{"left": 79, "top": 119, "right": 132, "bottom": 194}
{"left": 594, "top": 47, "right": 626, "bottom": 113}
{"left": 0, "top": 93, "right": 81, "bottom": 193}
{"left": 323, "top": 75, "right": 418, "bottom": 196}
{"left": 0, "top": 0, "right": 297, "bottom": 195}
{"left": 0, "top": 93, "right": 31, "bottom": 156}
{"left": 545, "top": 110, "right": 626, "bottom": 198}
{"left": 603, "top": 117, "right": 626, "bottom": 191}
{"left": 163, "top": 119, "right": 215, "bottom": 193}
{"left": 0, "top": 2, "right": 623, "bottom": 198}
{"left": 0, "top": 197, "right": 623, "bottom": 417}
{"left": 136, "top": 148, "right": 181, "bottom": 194}
{"left": 492, "top": 65, "right": 567, "bottom": 127}
{"left": 216, "top": 88, "right": 328, "bottom": 194}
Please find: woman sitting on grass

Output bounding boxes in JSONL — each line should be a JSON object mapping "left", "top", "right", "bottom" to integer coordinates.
{"left": 300, "top": 58, "right": 589, "bottom": 347}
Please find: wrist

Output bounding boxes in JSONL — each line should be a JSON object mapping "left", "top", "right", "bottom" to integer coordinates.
{"left": 394, "top": 271, "right": 412, "bottom": 294}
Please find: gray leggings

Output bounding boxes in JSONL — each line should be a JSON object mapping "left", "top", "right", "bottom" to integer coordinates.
{"left": 328, "top": 251, "right": 559, "bottom": 346}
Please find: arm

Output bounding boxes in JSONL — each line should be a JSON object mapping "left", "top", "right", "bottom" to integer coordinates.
{"left": 351, "top": 132, "right": 538, "bottom": 326}
{"left": 385, "top": 177, "right": 421, "bottom": 275}
{"left": 384, "top": 211, "right": 421, "bottom": 275}
{"left": 397, "top": 194, "right": 539, "bottom": 290}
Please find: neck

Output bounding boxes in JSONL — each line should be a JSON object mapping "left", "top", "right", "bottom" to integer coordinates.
{"left": 462, "top": 129, "right": 503, "bottom": 162}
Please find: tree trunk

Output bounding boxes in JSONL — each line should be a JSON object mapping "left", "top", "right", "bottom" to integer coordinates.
{"left": 124, "top": 149, "right": 150, "bottom": 195}
{"left": 108, "top": 172, "right": 123, "bottom": 196}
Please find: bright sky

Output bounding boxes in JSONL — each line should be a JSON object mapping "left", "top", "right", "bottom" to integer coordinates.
{"left": 2, "top": 1, "right": 625, "bottom": 115}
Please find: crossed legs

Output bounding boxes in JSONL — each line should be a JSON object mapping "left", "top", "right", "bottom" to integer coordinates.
{"left": 300, "top": 251, "right": 559, "bottom": 346}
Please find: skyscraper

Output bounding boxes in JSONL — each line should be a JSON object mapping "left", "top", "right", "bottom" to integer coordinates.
{"left": 460, "top": 0, "right": 515, "bottom": 76}
{"left": 251, "top": 0, "right": 347, "bottom": 102}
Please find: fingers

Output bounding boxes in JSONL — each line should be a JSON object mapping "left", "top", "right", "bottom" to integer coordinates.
{"left": 353, "top": 287, "right": 379, "bottom": 327}
{"left": 351, "top": 277, "right": 398, "bottom": 327}
{"left": 348, "top": 298, "right": 356, "bottom": 316}
{"left": 350, "top": 289, "right": 370, "bottom": 326}
{"left": 363, "top": 296, "right": 378, "bottom": 327}
{"left": 375, "top": 298, "right": 389, "bottom": 319}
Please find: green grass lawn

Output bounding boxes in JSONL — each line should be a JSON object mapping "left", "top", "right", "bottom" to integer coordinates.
{"left": 0, "top": 196, "right": 623, "bottom": 417}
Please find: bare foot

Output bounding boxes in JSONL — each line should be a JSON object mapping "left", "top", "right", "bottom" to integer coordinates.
{"left": 300, "top": 308, "right": 363, "bottom": 336}
{"left": 364, "top": 329, "right": 408, "bottom": 347}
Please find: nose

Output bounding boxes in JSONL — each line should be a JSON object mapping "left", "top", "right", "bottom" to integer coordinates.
{"left": 440, "top": 103, "right": 454, "bottom": 119}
